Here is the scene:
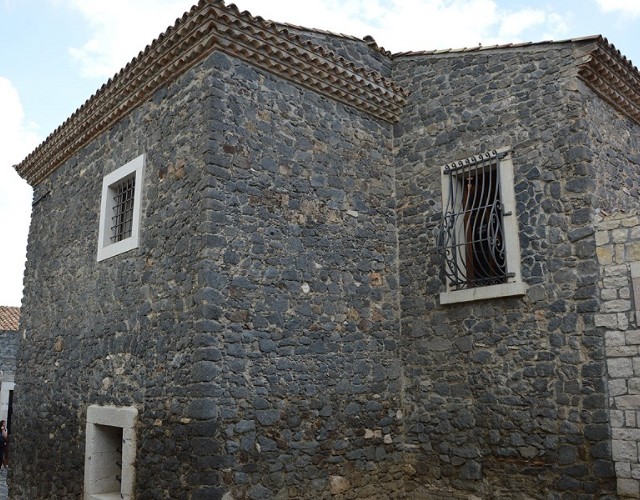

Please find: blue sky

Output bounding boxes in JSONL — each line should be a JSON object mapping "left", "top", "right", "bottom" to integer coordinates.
{"left": 1, "top": 0, "right": 639, "bottom": 306}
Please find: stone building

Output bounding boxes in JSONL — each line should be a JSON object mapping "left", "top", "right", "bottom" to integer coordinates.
{"left": 12, "top": 0, "right": 640, "bottom": 498}
{"left": 0, "top": 306, "right": 19, "bottom": 432}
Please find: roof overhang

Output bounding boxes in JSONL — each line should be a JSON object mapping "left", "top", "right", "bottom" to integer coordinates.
{"left": 16, "top": 0, "right": 407, "bottom": 186}
{"left": 578, "top": 36, "right": 640, "bottom": 125}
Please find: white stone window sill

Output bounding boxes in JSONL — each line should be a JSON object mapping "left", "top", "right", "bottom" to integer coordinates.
{"left": 440, "top": 281, "right": 527, "bottom": 305}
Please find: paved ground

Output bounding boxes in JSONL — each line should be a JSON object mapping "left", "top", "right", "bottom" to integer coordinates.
{"left": 0, "top": 467, "right": 7, "bottom": 499}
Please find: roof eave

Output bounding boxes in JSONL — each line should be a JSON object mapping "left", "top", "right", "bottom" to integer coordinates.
{"left": 577, "top": 36, "right": 640, "bottom": 125}
{"left": 16, "top": 0, "right": 407, "bottom": 186}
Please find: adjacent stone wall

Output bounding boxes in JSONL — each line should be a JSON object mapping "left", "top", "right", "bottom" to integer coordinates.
{"left": 0, "top": 330, "right": 19, "bottom": 374}
{"left": 596, "top": 210, "right": 640, "bottom": 498}
{"left": 392, "top": 42, "right": 617, "bottom": 496}
{"left": 588, "top": 67, "right": 640, "bottom": 497}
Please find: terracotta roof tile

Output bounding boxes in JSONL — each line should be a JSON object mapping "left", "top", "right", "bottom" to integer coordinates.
{"left": 577, "top": 36, "right": 640, "bottom": 125}
{"left": 0, "top": 306, "right": 20, "bottom": 331}
{"left": 16, "top": 0, "right": 407, "bottom": 186}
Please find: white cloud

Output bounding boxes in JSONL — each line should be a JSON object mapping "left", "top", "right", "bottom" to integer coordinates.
{"left": 63, "top": 0, "right": 571, "bottom": 71}
{"left": 232, "top": 0, "right": 568, "bottom": 53}
{"left": 596, "top": 0, "right": 640, "bottom": 17}
{"left": 538, "top": 12, "right": 570, "bottom": 41}
{"left": 65, "top": 0, "right": 195, "bottom": 79}
{"left": 498, "top": 9, "right": 546, "bottom": 39}
{"left": 0, "top": 77, "right": 37, "bottom": 306}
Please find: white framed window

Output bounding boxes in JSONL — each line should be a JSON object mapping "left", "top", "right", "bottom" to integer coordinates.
{"left": 97, "top": 154, "right": 145, "bottom": 262}
{"left": 438, "top": 147, "right": 526, "bottom": 304}
{"left": 84, "top": 405, "right": 138, "bottom": 500}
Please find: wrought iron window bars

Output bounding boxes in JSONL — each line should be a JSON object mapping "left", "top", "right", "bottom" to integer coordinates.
{"left": 110, "top": 175, "right": 135, "bottom": 243}
{"left": 439, "top": 150, "right": 514, "bottom": 290}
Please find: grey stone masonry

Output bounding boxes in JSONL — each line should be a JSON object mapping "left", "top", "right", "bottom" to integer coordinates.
{"left": 597, "top": 210, "right": 640, "bottom": 498}
{"left": 12, "top": 48, "right": 403, "bottom": 499}
{"left": 10, "top": 4, "right": 640, "bottom": 498}
{"left": 392, "top": 41, "right": 634, "bottom": 496}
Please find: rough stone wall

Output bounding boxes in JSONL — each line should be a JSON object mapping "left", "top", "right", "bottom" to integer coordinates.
{"left": 185, "top": 51, "right": 401, "bottom": 499}
{"left": 14, "top": 46, "right": 402, "bottom": 498}
{"left": 392, "top": 43, "right": 616, "bottom": 497}
{"left": 13, "top": 52, "right": 214, "bottom": 498}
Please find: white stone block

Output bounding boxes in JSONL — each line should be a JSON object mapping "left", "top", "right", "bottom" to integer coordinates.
{"left": 609, "top": 358, "right": 635, "bottom": 378}
{"left": 627, "top": 330, "right": 640, "bottom": 345}
{"left": 619, "top": 312, "right": 630, "bottom": 331}
{"left": 604, "top": 299, "right": 632, "bottom": 313}
{"left": 611, "top": 410, "right": 626, "bottom": 427}
{"left": 605, "top": 264, "right": 629, "bottom": 276}
{"left": 617, "top": 395, "right": 640, "bottom": 410}
{"left": 607, "top": 345, "right": 640, "bottom": 357}
{"left": 602, "top": 288, "right": 619, "bottom": 300}
{"left": 629, "top": 379, "right": 640, "bottom": 395}
{"left": 595, "top": 230, "right": 610, "bottom": 246}
{"left": 613, "top": 428, "right": 640, "bottom": 441}
{"left": 613, "top": 440, "right": 639, "bottom": 462}
{"left": 612, "top": 228, "right": 630, "bottom": 243}
{"left": 607, "top": 331, "right": 627, "bottom": 346}
{"left": 596, "top": 314, "right": 620, "bottom": 328}
{"left": 616, "top": 244, "right": 626, "bottom": 263}
{"left": 618, "top": 461, "right": 632, "bottom": 479}
{"left": 610, "top": 379, "right": 629, "bottom": 397}
{"left": 618, "top": 478, "right": 640, "bottom": 498}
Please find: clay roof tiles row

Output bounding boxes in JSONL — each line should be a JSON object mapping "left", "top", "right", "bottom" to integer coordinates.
{"left": 577, "top": 37, "right": 640, "bottom": 124}
{"left": 16, "top": 0, "right": 407, "bottom": 186}
{"left": 15, "top": 3, "right": 640, "bottom": 186}
{"left": 0, "top": 306, "right": 20, "bottom": 332}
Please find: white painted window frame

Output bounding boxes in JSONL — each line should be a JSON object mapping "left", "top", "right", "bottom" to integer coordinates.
{"left": 97, "top": 154, "right": 145, "bottom": 262}
{"left": 84, "top": 405, "right": 138, "bottom": 500}
{"left": 439, "top": 147, "right": 526, "bottom": 305}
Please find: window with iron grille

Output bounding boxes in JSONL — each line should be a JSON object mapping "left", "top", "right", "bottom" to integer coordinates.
{"left": 438, "top": 147, "right": 525, "bottom": 304}
{"left": 110, "top": 176, "right": 135, "bottom": 243}
{"left": 97, "top": 154, "right": 145, "bottom": 262}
